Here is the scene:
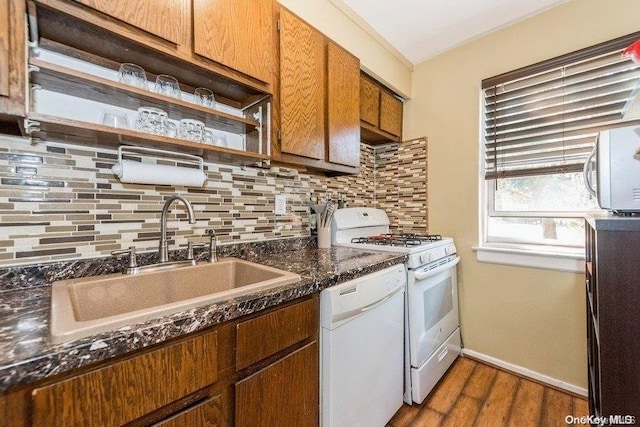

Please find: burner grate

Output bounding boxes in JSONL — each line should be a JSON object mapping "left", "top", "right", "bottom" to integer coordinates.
{"left": 351, "top": 233, "right": 442, "bottom": 247}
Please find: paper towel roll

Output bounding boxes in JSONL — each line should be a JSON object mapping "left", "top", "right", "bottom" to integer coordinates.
{"left": 112, "top": 160, "right": 206, "bottom": 187}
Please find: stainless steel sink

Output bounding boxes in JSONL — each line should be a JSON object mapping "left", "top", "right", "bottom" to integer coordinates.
{"left": 50, "top": 258, "right": 301, "bottom": 344}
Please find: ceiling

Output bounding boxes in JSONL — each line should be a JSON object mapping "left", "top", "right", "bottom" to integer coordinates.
{"left": 334, "top": 0, "right": 567, "bottom": 65}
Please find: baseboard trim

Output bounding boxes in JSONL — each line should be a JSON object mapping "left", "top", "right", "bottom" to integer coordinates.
{"left": 462, "top": 348, "right": 588, "bottom": 397}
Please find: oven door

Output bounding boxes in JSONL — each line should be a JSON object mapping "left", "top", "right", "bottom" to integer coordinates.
{"left": 407, "top": 256, "right": 460, "bottom": 367}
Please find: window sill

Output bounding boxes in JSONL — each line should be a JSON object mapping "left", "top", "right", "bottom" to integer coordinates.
{"left": 472, "top": 244, "right": 585, "bottom": 273}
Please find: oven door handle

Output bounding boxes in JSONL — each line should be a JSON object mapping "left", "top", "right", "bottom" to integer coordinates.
{"left": 412, "top": 256, "right": 460, "bottom": 281}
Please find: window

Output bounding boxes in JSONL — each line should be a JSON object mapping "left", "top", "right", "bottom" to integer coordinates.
{"left": 478, "top": 32, "right": 640, "bottom": 271}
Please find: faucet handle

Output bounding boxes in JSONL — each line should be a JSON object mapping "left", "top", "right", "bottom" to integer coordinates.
{"left": 186, "top": 241, "right": 208, "bottom": 260}
{"left": 111, "top": 246, "right": 138, "bottom": 269}
{"left": 205, "top": 229, "right": 217, "bottom": 262}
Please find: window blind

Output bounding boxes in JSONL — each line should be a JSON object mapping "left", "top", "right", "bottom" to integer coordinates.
{"left": 483, "top": 33, "right": 640, "bottom": 180}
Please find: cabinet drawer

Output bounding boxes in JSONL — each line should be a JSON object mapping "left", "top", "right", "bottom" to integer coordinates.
{"left": 236, "top": 298, "right": 318, "bottom": 371}
{"left": 155, "top": 395, "right": 224, "bottom": 427}
{"left": 32, "top": 331, "right": 219, "bottom": 427}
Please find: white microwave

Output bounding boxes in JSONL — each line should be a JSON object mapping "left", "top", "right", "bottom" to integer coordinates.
{"left": 584, "top": 125, "right": 640, "bottom": 213}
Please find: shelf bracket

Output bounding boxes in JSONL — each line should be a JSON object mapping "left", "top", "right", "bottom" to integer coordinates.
{"left": 24, "top": 119, "right": 41, "bottom": 136}
{"left": 266, "top": 102, "right": 271, "bottom": 158}
{"left": 26, "top": 1, "right": 41, "bottom": 56}
{"left": 253, "top": 107, "right": 263, "bottom": 155}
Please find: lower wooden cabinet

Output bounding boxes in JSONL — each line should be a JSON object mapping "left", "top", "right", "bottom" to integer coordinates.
{"left": 155, "top": 394, "right": 226, "bottom": 427}
{"left": 0, "top": 296, "right": 319, "bottom": 427}
{"left": 31, "top": 331, "right": 220, "bottom": 426}
{"left": 236, "top": 342, "right": 319, "bottom": 427}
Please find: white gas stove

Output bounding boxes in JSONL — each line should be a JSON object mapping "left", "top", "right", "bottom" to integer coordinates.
{"left": 330, "top": 207, "right": 462, "bottom": 404}
{"left": 331, "top": 207, "right": 456, "bottom": 269}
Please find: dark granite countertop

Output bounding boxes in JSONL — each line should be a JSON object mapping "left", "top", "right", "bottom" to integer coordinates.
{"left": 0, "top": 239, "right": 406, "bottom": 392}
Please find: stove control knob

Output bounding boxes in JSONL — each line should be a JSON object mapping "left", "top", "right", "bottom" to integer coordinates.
{"left": 445, "top": 245, "right": 456, "bottom": 255}
{"left": 420, "top": 253, "right": 431, "bottom": 264}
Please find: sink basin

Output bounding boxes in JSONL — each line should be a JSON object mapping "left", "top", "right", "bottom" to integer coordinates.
{"left": 50, "top": 258, "right": 301, "bottom": 344}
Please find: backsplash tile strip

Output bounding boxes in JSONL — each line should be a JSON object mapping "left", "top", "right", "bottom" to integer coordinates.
{"left": 0, "top": 134, "right": 427, "bottom": 267}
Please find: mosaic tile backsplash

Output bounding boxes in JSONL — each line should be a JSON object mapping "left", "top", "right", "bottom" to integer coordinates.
{"left": 0, "top": 135, "right": 427, "bottom": 266}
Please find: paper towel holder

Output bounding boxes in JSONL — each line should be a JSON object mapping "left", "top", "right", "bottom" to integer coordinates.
{"left": 112, "top": 145, "right": 206, "bottom": 187}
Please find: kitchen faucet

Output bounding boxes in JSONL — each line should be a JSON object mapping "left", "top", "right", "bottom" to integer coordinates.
{"left": 159, "top": 195, "right": 196, "bottom": 263}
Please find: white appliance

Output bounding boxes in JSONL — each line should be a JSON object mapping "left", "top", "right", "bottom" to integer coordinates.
{"left": 320, "top": 264, "right": 406, "bottom": 427}
{"left": 583, "top": 125, "right": 640, "bottom": 213}
{"left": 331, "top": 207, "right": 461, "bottom": 404}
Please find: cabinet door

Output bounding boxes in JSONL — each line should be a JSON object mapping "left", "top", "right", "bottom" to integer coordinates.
{"left": 0, "top": 0, "right": 9, "bottom": 97}
{"left": 0, "top": 0, "right": 25, "bottom": 118}
{"left": 236, "top": 297, "right": 318, "bottom": 371}
{"left": 235, "top": 342, "right": 319, "bottom": 427}
{"left": 379, "top": 90, "right": 403, "bottom": 137}
{"left": 72, "top": 0, "right": 189, "bottom": 45}
{"left": 155, "top": 395, "right": 225, "bottom": 427}
{"left": 32, "top": 331, "right": 219, "bottom": 427}
{"left": 327, "top": 41, "right": 360, "bottom": 167}
{"left": 193, "top": 0, "right": 273, "bottom": 85}
{"left": 360, "top": 75, "right": 380, "bottom": 127}
{"left": 279, "top": 8, "right": 325, "bottom": 161}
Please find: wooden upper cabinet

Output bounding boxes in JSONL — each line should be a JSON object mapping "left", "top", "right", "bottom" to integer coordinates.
{"left": 72, "top": 0, "right": 189, "bottom": 45}
{"left": 279, "top": 8, "right": 325, "bottom": 161}
{"left": 359, "top": 72, "right": 403, "bottom": 143}
{"left": 193, "top": 0, "right": 274, "bottom": 85}
{"left": 360, "top": 75, "right": 380, "bottom": 127}
{"left": 0, "top": 0, "right": 9, "bottom": 97}
{"left": 327, "top": 41, "right": 360, "bottom": 167}
{"left": 0, "top": 0, "right": 25, "bottom": 119}
{"left": 379, "top": 90, "right": 403, "bottom": 137}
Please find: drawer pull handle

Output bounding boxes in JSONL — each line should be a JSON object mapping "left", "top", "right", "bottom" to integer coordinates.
{"left": 438, "top": 348, "right": 448, "bottom": 362}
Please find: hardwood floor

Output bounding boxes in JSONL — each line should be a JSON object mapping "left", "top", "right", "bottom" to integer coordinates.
{"left": 388, "top": 357, "right": 588, "bottom": 427}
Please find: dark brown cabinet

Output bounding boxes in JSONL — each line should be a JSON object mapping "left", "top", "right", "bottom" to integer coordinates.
{"left": 235, "top": 297, "right": 319, "bottom": 427}
{"left": 236, "top": 342, "right": 319, "bottom": 427}
{"left": 0, "top": 296, "right": 319, "bottom": 427}
{"left": 31, "top": 330, "right": 222, "bottom": 426}
{"left": 275, "top": 7, "right": 360, "bottom": 174}
{"left": 359, "top": 73, "right": 403, "bottom": 144}
{"left": 0, "top": 0, "right": 26, "bottom": 121}
{"left": 585, "top": 216, "right": 640, "bottom": 422}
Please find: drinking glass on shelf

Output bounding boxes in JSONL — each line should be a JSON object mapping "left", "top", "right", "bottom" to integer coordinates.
{"left": 118, "top": 63, "right": 148, "bottom": 90}
{"left": 100, "top": 109, "right": 130, "bottom": 129}
{"left": 136, "top": 106, "right": 177, "bottom": 137}
{"left": 154, "top": 74, "right": 181, "bottom": 99}
{"left": 179, "top": 119, "right": 214, "bottom": 142}
{"left": 194, "top": 87, "right": 215, "bottom": 108}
